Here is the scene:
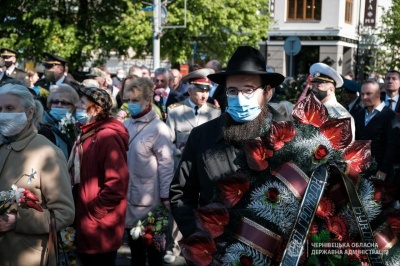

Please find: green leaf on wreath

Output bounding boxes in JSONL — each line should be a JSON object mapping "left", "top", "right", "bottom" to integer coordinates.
{"left": 306, "top": 255, "right": 320, "bottom": 265}
{"left": 327, "top": 254, "right": 343, "bottom": 266}
{"left": 319, "top": 229, "right": 331, "bottom": 243}
{"left": 310, "top": 233, "right": 320, "bottom": 243}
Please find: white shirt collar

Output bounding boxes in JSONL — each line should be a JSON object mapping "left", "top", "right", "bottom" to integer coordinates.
{"left": 6, "top": 65, "right": 15, "bottom": 75}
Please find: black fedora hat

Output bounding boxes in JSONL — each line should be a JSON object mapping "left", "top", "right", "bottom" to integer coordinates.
{"left": 207, "top": 46, "right": 284, "bottom": 88}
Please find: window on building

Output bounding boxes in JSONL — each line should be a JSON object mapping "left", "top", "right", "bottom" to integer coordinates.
{"left": 287, "top": 0, "right": 322, "bottom": 20}
{"left": 345, "top": 0, "right": 353, "bottom": 23}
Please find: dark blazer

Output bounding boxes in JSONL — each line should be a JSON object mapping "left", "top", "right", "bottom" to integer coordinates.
{"left": 0, "top": 73, "right": 13, "bottom": 85}
{"left": 35, "top": 74, "right": 78, "bottom": 91}
{"left": 7, "top": 67, "right": 29, "bottom": 85}
{"left": 354, "top": 106, "right": 400, "bottom": 176}
{"left": 169, "top": 107, "right": 287, "bottom": 238}
{"left": 165, "top": 89, "right": 185, "bottom": 109}
{"left": 348, "top": 96, "right": 364, "bottom": 117}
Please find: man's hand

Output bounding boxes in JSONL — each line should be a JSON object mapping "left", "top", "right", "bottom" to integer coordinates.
{"left": 0, "top": 213, "right": 16, "bottom": 233}
{"left": 161, "top": 198, "right": 171, "bottom": 211}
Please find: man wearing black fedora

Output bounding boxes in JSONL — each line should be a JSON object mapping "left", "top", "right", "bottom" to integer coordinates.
{"left": 169, "top": 46, "right": 286, "bottom": 262}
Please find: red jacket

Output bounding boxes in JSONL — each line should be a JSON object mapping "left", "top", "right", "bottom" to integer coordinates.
{"left": 75, "top": 117, "right": 129, "bottom": 253}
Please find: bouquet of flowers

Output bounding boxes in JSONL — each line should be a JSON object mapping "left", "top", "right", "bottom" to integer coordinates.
{"left": 0, "top": 184, "right": 43, "bottom": 215}
{"left": 130, "top": 205, "right": 169, "bottom": 251}
{"left": 59, "top": 226, "right": 81, "bottom": 266}
{"left": 58, "top": 112, "right": 79, "bottom": 144}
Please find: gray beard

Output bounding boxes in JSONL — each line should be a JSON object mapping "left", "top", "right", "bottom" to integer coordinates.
{"left": 222, "top": 107, "right": 271, "bottom": 145}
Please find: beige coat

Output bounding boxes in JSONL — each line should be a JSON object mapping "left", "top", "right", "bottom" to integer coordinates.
{"left": 0, "top": 125, "right": 75, "bottom": 266}
{"left": 124, "top": 109, "right": 174, "bottom": 228}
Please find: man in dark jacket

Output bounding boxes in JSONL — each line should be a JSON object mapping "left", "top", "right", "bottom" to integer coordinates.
{"left": 355, "top": 79, "right": 400, "bottom": 205}
{"left": 0, "top": 48, "right": 29, "bottom": 85}
{"left": 169, "top": 46, "right": 285, "bottom": 242}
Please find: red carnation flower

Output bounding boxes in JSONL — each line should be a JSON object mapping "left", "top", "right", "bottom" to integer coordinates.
{"left": 316, "top": 197, "right": 335, "bottom": 219}
{"left": 218, "top": 174, "right": 250, "bottom": 207}
{"left": 239, "top": 255, "right": 254, "bottom": 266}
{"left": 181, "top": 231, "right": 216, "bottom": 266}
{"left": 265, "top": 187, "right": 280, "bottom": 204}
{"left": 142, "top": 226, "right": 154, "bottom": 246}
{"left": 263, "top": 121, "right": 296, "bottom": 151}
{"left": 244, "top": 139, "right": 273, "bottom": 171}
{"left": 314, "top": 145, "right": 329, "bottom": 160}
{"left": 194, "top": 203, "right": 229, "bottom": 238}
{"left": 327, "top": 216, "right": 348, "bottom": 241}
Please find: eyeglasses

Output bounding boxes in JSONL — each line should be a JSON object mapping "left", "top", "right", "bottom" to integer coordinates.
{"left": 1, "top": 56, "right": 12, "bottom": 59}
{"left": 51, "top": 100, "right": 73, "bottom": 106}
{"left": 226, "top": 86, "right": 263, "bottom": 99}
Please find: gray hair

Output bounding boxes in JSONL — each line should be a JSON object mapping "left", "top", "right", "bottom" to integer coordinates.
{"left": 47, "top": 83, "right": 80, "bottom": 109}
{"left": 154, "top": 68, "right": 170, "bottom": 83}
{"left": 0, "top": 83, "right": 43, "bottom": 128}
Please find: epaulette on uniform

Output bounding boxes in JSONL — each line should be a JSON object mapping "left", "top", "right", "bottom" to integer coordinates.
{"left": 168, "top": 102, "right": 184, "bottom": 109}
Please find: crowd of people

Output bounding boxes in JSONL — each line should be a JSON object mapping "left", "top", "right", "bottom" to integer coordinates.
{"left": 0, "top": 45, "right": 400, "bottom": 266}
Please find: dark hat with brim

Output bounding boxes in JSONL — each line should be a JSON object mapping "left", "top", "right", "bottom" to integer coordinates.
{"left": 42, "top": 52, "right": 68, "bottom": 68}
{"left": 0, "top": 48, "right": 17, "bottom": 57}
{"left": 78, "top": 86, "right": 113, "bottom": 112}
{"left": 341, "top": 76, "right": 361, "bottom": 93}
{"left": 207, "top": 46, "right": 284, "bottom": 88}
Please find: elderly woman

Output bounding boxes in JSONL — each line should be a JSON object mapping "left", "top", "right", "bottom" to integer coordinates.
{"left": 40, "top": 83, "right": 80, "bottom": 159}
{"left": 123, "top": 77, "right": 174, "bottom": 266}
{"left": 70, "top": 86, "right": 129, "bottom": 266}
{"left": 0, "top": 83, "right": 74, "bottom": 265}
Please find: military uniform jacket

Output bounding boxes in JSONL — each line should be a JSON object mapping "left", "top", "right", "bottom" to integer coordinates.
{"left": 166, "top": 98, "right": 221, "bottom": 150}
{"left": 7, "top": 67, "right": 29, "bottom": 85}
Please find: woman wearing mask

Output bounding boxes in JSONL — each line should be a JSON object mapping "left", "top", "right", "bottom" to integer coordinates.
{"left": 0, "top": 83, "right": 75, "bottom": 265}
{"left": 70, "top": 86, "right": 129, "bottom": 266}
{"left": 39, "top": 84, "right": 79, "bottom": 159}
{"left": 116, "top": 75, "right": 162, "bottom": 122}
{"left": 123, "top": 78, "right": 174, "bottom": 266}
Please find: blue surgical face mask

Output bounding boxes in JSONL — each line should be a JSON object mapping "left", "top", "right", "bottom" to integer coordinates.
{"left": 75, "top": 109, "right": 88, "bottom": 124}
{"left": 49, "top": 108, "right": 69, "bottom": 121}
{"left": 226, "top": 93, "right": 261, "bottom": 122}
{"left": 128, "top": 103, "right": 143, "bottom": 116}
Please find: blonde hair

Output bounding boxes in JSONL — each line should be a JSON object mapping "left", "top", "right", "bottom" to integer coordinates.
{"left": 124, "top": 77, "right": 154, "bottom": 100}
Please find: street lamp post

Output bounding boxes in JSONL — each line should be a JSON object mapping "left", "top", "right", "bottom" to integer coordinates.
{"left": 153, "top": 0, "right": 161, "bottom": 69}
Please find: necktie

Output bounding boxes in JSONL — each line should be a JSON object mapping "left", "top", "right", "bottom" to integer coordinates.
{"left": 194, "top": 106, "right": 199, "bottom": 115}
{"left": 388, "top": 99, "right": 394, "bottom": 110}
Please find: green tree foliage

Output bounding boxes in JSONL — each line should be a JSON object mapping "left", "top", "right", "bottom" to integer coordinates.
{"left": 373, "top": 0, "right": 400, "bottom": 73}
{"left": 0, "top": 0, "right": 269, "bottom": 71}
{"left": 161, "top": 0, "right": 270, "bottom": 66}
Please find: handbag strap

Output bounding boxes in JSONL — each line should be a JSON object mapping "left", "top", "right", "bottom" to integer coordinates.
{"left": 47, "top": 210, "right": 59, "bottom": 266}
{"left": 128, "top": 118, "right": 156, "bottom": 146}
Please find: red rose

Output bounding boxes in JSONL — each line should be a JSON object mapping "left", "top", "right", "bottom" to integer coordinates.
{"left": 314, "top": 145, "right": 328, "bottom": 160}
{"left": 239, "top": 255, "right": 254, "bottom": 266}
{"left": 266, "top": 187, "right": 280, "bottom": 203}
{"left": 374, "top": 190, "right": 382, "bottom": 202}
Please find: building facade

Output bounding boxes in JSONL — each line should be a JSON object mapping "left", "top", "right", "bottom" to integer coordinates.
{"left": 263, "top": 0, "right": 392, "bottom": 80}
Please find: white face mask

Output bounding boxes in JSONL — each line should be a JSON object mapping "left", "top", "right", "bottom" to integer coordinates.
{"left": 117, "top": 74, "right": 125, "bottom": 80}
{"left": 0, "top": 112, "right": 28, "bottom": 137}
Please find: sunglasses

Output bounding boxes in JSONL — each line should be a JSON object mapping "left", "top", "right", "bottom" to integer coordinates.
{"left": 51, "top": 100, "right": 72, "bottom": 106}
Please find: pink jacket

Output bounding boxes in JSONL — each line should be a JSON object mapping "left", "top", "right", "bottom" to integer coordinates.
{"left": 74, "top": 117, "right": 129, "bottom": 253}
{"left": 123, "top": 109, "right": 174, "bottom": 228}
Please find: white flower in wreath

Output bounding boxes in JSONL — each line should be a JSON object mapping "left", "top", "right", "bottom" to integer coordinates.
{"left": 11, "top": 184, "right": 25, "bottom": 204}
